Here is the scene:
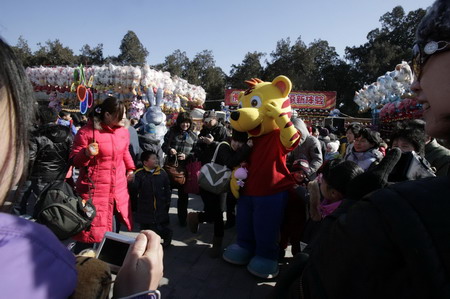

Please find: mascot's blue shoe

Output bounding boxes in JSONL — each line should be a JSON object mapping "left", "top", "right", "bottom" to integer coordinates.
{"left": 222, "top": 244, "right": 252, "bottom": 265}
{"left": 247, "top": 256, "right": 279, "bottom": 279}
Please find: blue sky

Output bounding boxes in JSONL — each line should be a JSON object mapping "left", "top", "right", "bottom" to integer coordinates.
{"left": 0, "top": 0, "right": 431, "bottom": 74}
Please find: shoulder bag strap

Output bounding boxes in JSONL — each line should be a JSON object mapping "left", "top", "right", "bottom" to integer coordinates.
{"left": 211, "top": 141, "right": 230, "bottom": 163}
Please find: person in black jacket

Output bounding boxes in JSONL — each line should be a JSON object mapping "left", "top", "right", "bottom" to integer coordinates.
{"left": 188, "top": 129, "right": 252, "bottom": 257}
{"left": 132, "top": 150, "right": 172, "bottom": 248}
{"left": 273, "top": 2, "right": 450, "bottom": 297}
{"left": 161, "top": 112, "right": 198, "bottom": 226}
{"left": 195, "top": 110, "right": 229, "bottom": 165}
{"left": 13, "top": 107, "right": 73, "bottom": 216}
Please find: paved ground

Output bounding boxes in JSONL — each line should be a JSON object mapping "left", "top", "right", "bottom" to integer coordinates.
{"left": 121, "top": 191, "right": 295, "bottom": 299}
{"left": 2, "top": 188, "right": 296, "bottom": 299}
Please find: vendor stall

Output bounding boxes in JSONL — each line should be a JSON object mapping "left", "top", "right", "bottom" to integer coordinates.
{"left": 352, "top": 61, "right": 422, "bottom": 136}
{"left": 26, "top": 64, "right": 206, "bottom": 124}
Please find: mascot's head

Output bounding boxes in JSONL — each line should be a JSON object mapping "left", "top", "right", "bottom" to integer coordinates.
{"left": 230, "top": 76, "right": 292, "bottom": 137}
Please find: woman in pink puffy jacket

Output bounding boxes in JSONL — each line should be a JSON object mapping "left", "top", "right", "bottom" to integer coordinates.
{"left": 70, "top": 97, "right": 135, "bottom": 246}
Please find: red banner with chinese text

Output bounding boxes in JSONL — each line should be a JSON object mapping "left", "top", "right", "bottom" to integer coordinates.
{"left": 224, "top": 89, "right": 336, "bottom": 110}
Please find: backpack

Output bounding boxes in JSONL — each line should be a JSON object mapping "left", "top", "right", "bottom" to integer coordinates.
{"left": 33, "top": 180, "right": 96, "bottom": 240}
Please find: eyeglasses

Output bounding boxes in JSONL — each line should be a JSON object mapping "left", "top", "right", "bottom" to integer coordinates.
{"left": 411, "top": 40, "right": 450, "bottom": 80}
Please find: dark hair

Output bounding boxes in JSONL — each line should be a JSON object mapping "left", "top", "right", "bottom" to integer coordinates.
{"left": 312, "top": 126, "right": 320, "bottom": 134}
{"left": 175, "top": 112, "right": 193, "bottom": 131}
{"left": 58, "top": 110, "right": 71, "bottom": 118}
{"left": 39, "top": 107, "right": 58, "bottom": 124}
{"left": 93, "top": 96, "right": 125, "bottom": 123}
{"left": 71, "top": 112, "right": 81, "bottom": 126}
{"left": 346, "top": 123, "right": 362, "bottom": 137}
{"left": 390, "top": 120, "right": 427, "bottom": 156}
{"left": 359, "top": 127, "right": 382, "bottom": 148}
{"left": 231, "top": 129, "right": 248, "bottom": 143}
{"left": 318, "top": 159, "right": 364, "bottom": 195}
{"left": 416, "top": 0, "right": 450, "bottom": 45}
{"left": 141, "top": 150, "right": 158, "bottom": 163}
{"left": 0, "top": 38, "right": 35, "bottom": 200}
{"left": 319, "top": 127, "right": 329, "bottom": 137}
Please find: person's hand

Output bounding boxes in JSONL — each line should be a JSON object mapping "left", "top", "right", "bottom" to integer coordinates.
{"left": 202, "top": 134, "right": 214, "bottom": 145}
{"left": 169, "top": 148, "right": 177, "bottom": 155}
{"left": 85, "top": 142, "right": 99, "bottom": 157}
{"left": 177, "top": 153, "right": 186, "bottom": 160}
{"left": 347, "top": 147, "right": 402, "bottom": 200}
{"left": 126, "top": 171, "right": 134, "bottom": 182}
{"left": 113, "top": 230, "right": 164, "bottom": 298}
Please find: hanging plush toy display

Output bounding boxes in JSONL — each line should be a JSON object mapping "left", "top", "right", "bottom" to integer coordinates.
{"left": 27, "top": 64, "right": 206, "bottom": 114}
{"left": 353, "top": 60, "right": 421, "bottom": 122}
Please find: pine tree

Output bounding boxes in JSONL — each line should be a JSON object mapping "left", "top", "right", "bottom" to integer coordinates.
{"left": 117, "top": 31, "right": 149, "bottom": 65}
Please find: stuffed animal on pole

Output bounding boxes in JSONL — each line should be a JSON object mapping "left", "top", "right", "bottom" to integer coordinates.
{"left": 138, "top": 87, "right": 167, "bottom": 147}
{"left": 223, "top": 75, "right": 301, "bottom": 279}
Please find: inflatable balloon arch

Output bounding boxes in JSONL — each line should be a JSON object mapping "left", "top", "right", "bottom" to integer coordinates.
{"left": 353, "top": 61, "right": 422, "bottom": 137}
{"left": 26, "top": 64, "right": 207, "bottom": 127}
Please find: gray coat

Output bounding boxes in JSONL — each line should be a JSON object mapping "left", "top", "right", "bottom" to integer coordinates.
{"left": 288, "top": 118, "right": 323, "bottom": 175}
{"left": 425, "top": 139, "right": 450, "bottom": 176}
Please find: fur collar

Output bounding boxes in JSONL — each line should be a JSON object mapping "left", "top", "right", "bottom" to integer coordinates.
{"left": 92, "top": 116, "right": 125, "bottom": 131}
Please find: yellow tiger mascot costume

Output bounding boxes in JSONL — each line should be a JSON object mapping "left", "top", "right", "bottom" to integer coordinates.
{"left": 223, "top": 75, "right": 301, "bottom": 278}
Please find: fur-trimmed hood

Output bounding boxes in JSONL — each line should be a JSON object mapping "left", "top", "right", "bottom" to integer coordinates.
{"left": 91, "top": 116, "right": 126, "bottom": 131}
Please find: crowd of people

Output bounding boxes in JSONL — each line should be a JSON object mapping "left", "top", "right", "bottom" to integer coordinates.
{"left": 1, "top": 0, "right": 450, "bottom": 297}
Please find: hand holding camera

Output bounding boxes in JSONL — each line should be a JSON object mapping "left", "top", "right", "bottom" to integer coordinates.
{"left": 113, "top": 230, "right": 164, "bottom": 298}
{"left": 200, "top": 134, "right": 214, "bottom": 145}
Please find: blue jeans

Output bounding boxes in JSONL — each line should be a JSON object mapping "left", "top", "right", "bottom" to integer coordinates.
{"left": 13, "top": 179, "right": 48, "bottom": 216}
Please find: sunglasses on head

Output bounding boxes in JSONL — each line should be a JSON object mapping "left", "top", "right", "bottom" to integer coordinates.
{"left": 411, "top": 40, "right": 450, "bottom": 79}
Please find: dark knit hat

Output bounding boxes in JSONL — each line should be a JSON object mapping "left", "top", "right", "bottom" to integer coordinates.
{"left": 416, "top": 0, "right": 450, "bottom": 45}
{"left": 319, "top": 128, "right": 329, "bottom": 137}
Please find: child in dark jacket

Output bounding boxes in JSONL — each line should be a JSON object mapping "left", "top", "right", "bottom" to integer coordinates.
{"left": 133, "top": 150, "right": 172, "bottom": 247}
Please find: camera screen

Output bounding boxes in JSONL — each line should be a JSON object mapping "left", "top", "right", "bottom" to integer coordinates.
{"left": 97, "top": 238, "right": 131, "bottom": 267}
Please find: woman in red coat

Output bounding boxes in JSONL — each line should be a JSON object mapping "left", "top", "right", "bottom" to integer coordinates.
{"left": 70, "top": 97, "right": 135, "bottom": 245}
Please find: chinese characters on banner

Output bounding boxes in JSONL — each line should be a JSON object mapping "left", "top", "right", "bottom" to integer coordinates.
{"left": 224, "top": 89, "right": 336, "bottom": 110}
